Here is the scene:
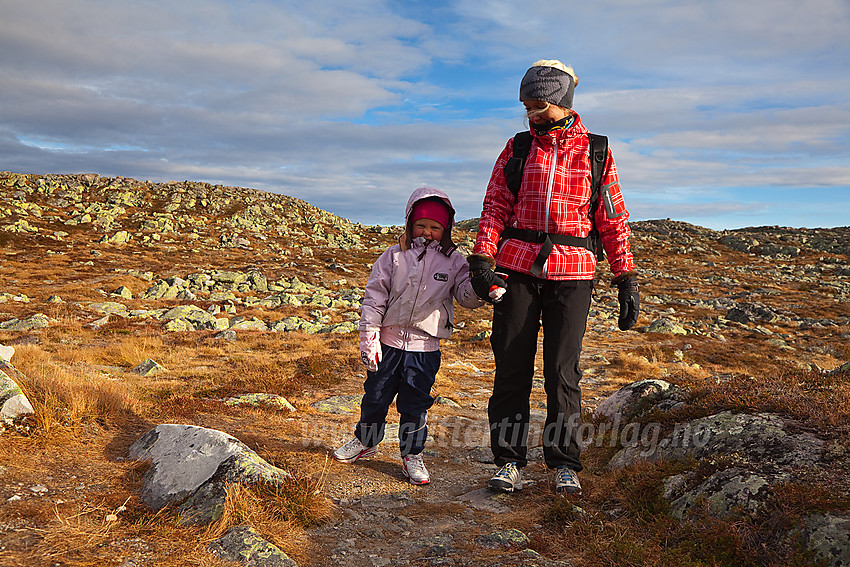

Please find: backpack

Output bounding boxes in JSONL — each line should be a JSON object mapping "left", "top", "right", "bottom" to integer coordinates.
{"left": 502, "top": 131, "right": 609, "bottom": 265}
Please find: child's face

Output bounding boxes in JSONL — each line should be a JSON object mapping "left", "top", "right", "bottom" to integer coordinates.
{"left": 412, "top": 218, "right": 445, "bottom": 243}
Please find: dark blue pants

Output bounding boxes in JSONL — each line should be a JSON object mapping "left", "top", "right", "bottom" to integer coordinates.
{"left": 355, "top": 344, "right": 440, "bottom": 457}
{"left": 488, "top": 269, "right": 592, "bottom": 471}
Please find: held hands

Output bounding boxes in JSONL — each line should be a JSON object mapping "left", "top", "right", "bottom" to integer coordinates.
{"left": 359, "top": 331, "right": 382, "bottom": 372}
{"left": 615, "top": 277, "right": 640, "bottom": 331}
{"left": 468, "top": 254, "right": 507, "bottom": 304}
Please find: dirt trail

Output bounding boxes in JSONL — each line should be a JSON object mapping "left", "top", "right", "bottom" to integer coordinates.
{"left": 299, "top": 337, "right": 625, "bottom": 567}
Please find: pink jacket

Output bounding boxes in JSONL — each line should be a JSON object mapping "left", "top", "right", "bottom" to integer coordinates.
{"left": 360, "top": 187, "right": 483, "bottom": 352}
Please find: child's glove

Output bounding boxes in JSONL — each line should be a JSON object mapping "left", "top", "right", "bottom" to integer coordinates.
{"left": 359, "top": 331, "right": 382, "bottom": 372}
{"left": 468, "top": 254, "right": 507, "bottom": 303}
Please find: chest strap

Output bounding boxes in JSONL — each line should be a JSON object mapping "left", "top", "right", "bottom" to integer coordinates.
{"left": 501, "top": 227, "right": 596, "bottom": 277}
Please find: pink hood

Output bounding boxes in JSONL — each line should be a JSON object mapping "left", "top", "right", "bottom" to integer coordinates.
{"left": 398, "top": 186, "right": 457, "bottom": 255}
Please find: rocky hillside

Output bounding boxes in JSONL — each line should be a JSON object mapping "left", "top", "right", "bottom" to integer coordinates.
{"left": 1, "top": 171, "right": 849, "bottom": 567}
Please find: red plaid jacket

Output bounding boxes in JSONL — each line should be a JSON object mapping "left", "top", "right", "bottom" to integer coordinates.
{"left": 473, "top": 113, "right": 635, "bottom": 280}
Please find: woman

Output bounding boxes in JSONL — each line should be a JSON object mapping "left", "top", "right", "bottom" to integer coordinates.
{"left": 468, "top": 60, "right": 639, "bottom": 494}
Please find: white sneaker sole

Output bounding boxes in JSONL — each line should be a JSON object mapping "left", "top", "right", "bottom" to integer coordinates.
{"left": 402, "top": 469, "right": 430, "bottom": 485}
{"left": 488, "top": 478, "right": 522, "bottom": 493}
{"left": 333, "top": 446, "right": 378, "bottom": 463}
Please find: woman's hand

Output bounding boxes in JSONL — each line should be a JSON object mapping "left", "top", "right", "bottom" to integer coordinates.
{"left": 616, "top": 278, "right": 640, "bottom": 330}
{"left": 467, "top": 254, "right": 507, "bottom": 303}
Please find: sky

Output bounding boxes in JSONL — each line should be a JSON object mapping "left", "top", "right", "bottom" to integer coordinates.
{"left": 1, "top": 0, "right": 849, "bottom": 230}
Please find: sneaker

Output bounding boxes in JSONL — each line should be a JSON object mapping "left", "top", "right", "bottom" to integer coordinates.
{"left": 333, "top": 437, "right": 378, "bottom": 463}
{"left": 488, "top": 462, "right": 522, "bottom": 493}
{"left": 402, "top": 454, "right": 430, "bottom": 485}
{"left": 554, "top": 467, "right": 581, "bottom": 494}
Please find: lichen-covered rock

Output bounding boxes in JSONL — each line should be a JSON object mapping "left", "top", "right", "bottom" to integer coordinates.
{"left": 229, "top": 318, "right": 269, "bottom": 332}
{"left": 128, "top": 424, "right": 288, "bottom": 523}
{"left": 208, "top": 525, "right": 298, "bottom": 566}
{"left": 668, "top": 468, "right": 778, "bottom": 519}
{"left": 475, "top": 528, "right": 530, "bottom": 549}
{"left": 111, "top": 286, "right": 133, "bottom": 299}
{"left": 325, "top": 322, "right": 357, "bottom": 334}
{"left": 644, "top": 318, "right": 688, "bottom": 335}
{"left": 593, "top": 379, "right": 677, "bottom": 422}
{"left": 160, "top": 304, "right": 206, "bottom": 321}
{"left": 802, "top": 513, "right": 850, "bottom": 567}
{"left": 226, "top": 393, "right": 295, "bottom": 412}
{"left": 726, "top": 301, "right": 782, "bottom": 324}
{"left": 0, "top": 313, "right": 50, "bottom": 331}
{"left": 100, "top": 230, "right": 131, "bottom": 244}
{"left": 161, "top": 304, "right": 224, "bottom": 330}
{"left": 88, "top": 302, "right": 130, "bottom": 317}
{"left": 1, "top": 362, "right": 35, "bottom": 425}
{"left": 270, "top": 317, "right": 307, "bottom": 332}
{"left": 608, "top": 411, "right": 824, "bottom": 471}
{"left": 310, "top": 395, "right": 362, "bottom": 414}
{"left": 163, "top": 318, "right": 194, "bottom": 332}
{"left": 131, "top": 359, "right": 165, "bottom": 376}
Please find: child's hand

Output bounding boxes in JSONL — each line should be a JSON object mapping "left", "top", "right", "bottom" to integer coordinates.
{"left": 488, "top": 285, "right": 506, "bottom": 302}
{"left": 360, "top": 351, "right": 380, "bottom": 372}
{"left": 359, "top": 331, "right": 382, "bottom": 372}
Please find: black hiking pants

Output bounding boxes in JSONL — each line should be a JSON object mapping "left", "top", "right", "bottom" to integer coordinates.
{"left": 488, "top": 269, "right": 592, "bottom": 471}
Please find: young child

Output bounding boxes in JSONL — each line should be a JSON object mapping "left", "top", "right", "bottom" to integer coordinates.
{"left": 333, "top": 186, "right": 483, "bottom": 484}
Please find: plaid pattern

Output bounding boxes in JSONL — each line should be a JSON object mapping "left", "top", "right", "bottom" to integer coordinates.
{"left": 474, "top": 113, "right": 635, "bottom": 280}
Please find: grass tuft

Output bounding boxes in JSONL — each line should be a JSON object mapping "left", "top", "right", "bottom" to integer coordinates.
{"left": 11, "top": 344, "right": 142, "bottom": 434}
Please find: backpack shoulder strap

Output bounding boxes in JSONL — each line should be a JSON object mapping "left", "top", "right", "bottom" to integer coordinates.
{"left": 588, "top": 133, "right": 608, "bottom": 201}
{"left": 587, "top": 133, "right": 609, "bottom": 261}
{"left": 503, "top": 131, "right": 532, "bottom": 198}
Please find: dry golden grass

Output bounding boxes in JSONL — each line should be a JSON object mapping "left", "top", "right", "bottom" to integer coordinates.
{"left": 604, "top": 351, "right": 665, "bottom": 389}
{"left": 11, "top": 344, "right": 143, "bottom": 434}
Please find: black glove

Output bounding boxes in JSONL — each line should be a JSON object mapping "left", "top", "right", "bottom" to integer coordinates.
{"left": 467, "top": 254, "right": 507, "bottom": 303}
{"left": 616, "top": 278, "right": 640, "bottom": 330}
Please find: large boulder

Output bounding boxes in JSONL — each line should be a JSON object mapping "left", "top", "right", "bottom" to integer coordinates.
{"left": 607, "top": 411, "right": 824, "bottom": 470}
{"left": 664, "top": 468, "right": 778, "bottom": 519}
{"left": 129, "top": 424, "right": 289, "bottom": 525}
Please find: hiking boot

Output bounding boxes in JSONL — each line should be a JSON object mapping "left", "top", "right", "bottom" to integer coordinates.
{"left": 488, "top": 462, "right": 522, "bottom": 493}
{"left": 402, "top": 454, "right": 430, "bottom": 485}
{"left": 554, "top": 467, "right": 581, "bottom": 494}
{"left": 333, "top": 437, "right": 378, "bottom": 463}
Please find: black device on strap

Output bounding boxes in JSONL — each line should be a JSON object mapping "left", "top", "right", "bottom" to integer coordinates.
{"left": 501, "top": 131, "right": 609, "bottom": 275}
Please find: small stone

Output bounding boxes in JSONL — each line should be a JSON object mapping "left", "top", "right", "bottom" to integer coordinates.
{"left": 131, "top": 359, "right": 165, "bottom": 376}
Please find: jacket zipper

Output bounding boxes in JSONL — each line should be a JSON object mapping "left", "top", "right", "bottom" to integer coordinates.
{"left": 403, "top": 243, "right": 428, "bottom": 344}
{"left": 542, "top": 135, "right": 558, "bottom": 276}
{"left": 544, "top": 135, "right": 558, "bottom": 232}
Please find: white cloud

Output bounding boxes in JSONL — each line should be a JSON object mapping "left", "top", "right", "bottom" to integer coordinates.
{"left": 0, "top": 0, "right": 847, "bottom": 229}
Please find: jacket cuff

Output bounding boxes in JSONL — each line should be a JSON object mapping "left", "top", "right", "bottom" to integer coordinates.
{"left": 611, "top": 270, "right": 638, "bottom": 285}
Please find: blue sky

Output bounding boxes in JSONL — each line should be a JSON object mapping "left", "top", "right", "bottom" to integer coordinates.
{"left": 1, "top": 0, "right": 848, "bottom": 229}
